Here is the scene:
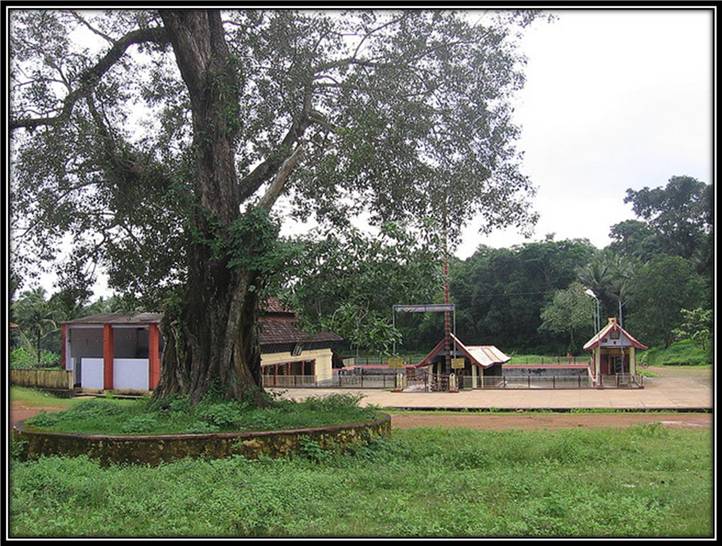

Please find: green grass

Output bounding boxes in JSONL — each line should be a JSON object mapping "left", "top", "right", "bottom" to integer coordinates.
{"left": 9, "top": 426, "right": 712, "bottom": 537}
{"left": 507, "top": 354, "right": 589, "bottom": 365}
{"left": 10, "top": 387, "right": 82, "bottom": 409}
{"left": 639, "top": 339, "right": 711, "bottom": 366}
{"left": 22, "top": 393, "right": 380, "bottom": 435}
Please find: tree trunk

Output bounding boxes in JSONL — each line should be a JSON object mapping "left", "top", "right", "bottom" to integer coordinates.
{"left": 153, "top": 11, "right": 264, "bottom": 403}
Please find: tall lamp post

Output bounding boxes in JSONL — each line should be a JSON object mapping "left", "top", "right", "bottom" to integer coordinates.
{"left": 584, "top": 288, "right": 600, "bottom": 332}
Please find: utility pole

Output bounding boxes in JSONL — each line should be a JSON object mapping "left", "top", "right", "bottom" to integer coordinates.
{"left": 442, "top": 204, "right": 451, "bottom": 376}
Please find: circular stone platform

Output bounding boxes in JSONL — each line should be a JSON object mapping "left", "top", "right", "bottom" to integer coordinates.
{"left": 11, "top": 414, "right": 391, "bottom": 465}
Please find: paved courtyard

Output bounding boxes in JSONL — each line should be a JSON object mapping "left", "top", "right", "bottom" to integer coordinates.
{"left": 271, "top": 366, "right": 713, "bottom": 410}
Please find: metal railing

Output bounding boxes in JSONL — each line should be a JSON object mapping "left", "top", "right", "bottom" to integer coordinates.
{"left": 262, "top": 375, "right": 320, "bottom": 388}
{"left": 597, "top": 374, "right": 644, "bottom": 388}
{"left": 262, "top": 374, "right": 398, "bottom": 389}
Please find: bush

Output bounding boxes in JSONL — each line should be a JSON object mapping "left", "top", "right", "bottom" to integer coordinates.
{"left": 10, "top": 346, "right": 60, "bottom": 369}
{"left": 121, "top": 415, "right": 159, "bottom": 434}
{"left": 197, "top": 402, "right": 245, "bottom": 428}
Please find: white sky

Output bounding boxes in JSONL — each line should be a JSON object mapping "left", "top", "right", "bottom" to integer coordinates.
{"left": 24, "top": 8, "right": 714, "bottom": 298}
{"left": 457, "top": 9, "right": 713, "bottom": 257}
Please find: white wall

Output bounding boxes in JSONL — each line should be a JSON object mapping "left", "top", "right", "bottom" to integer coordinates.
{"left": 113, "top": 358, "right": 149, "bottom": 391}
{"left": 80, "top": 358, "right": 104, "bottom": 389}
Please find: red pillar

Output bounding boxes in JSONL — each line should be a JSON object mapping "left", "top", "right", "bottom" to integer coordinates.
{"left": 103, "top": 324, "right": 114, "bottom": 390}
{"left": 148, "top": 323, "right": 161, "bottom": 390}
{"left": 60, "top": 324, "right": 67, "bottom": 369}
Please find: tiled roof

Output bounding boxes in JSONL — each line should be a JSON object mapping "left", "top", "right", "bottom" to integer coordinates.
{"left": 259, "top": 317, "right": 343, "bottom": 346}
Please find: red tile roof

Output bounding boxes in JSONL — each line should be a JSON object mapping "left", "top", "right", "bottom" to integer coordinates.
{"left": 258, "top": 317, "right": 343, "bottom": 345}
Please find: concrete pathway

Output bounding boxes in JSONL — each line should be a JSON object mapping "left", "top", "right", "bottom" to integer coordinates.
{"left": 271, "top": 366, "right": 713, "bottom": 410}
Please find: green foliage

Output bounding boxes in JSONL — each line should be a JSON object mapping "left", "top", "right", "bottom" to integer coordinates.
{"left": 11, "top": 10, "right": 539, "bottom": 308}
{"left": 298, "top": 438, "right": 331, "bottom": 463}
{"left": 24, "top": 393, "right": 378, "bottom": 435}
{"left": 623, "top": 176, "right": 712, "bottom": 268}
{"left": 9, "top": 427, "right": 712, "bottom": 537}
{"left": 121, "top": 415, "right": 159, "bottom": 434}
{"left": 11, "top": 287, "right": 63, "bottom": 364}
{"left": 9, "top": 346, "right": 60, "bottom": 369}
{"left": 451, "top": 239, "right": 596, "bottom": 353}
{"left": 626, "top": 256, "right": 706, "bottom": 347}
{"left": 638, "top": 339, "right": 711, "bottom": 367}
{"left": 286, "top": 222, "right": 442, "bottom": 353}
{"left": 672, "top": 307, "right": 712, "bottom": 352}
{"left": 538, "top": 282, "right": 595, "bottom": 353}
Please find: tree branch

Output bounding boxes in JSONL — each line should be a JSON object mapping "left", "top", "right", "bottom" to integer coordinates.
{"left": 10, "top": 26, "right": 169, "bottom": 131}
{"left": 70, "top": 11, "right": 115, "bottom": 44}
{"left": 237, "top": 84, "right": 314, "bottom": 202}
{"left": 257, "top": 143, "right": 305, "bottom": 211}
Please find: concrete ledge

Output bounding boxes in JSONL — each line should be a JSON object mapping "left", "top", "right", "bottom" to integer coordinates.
{"left": 12, "top": 414, "right": 391, "bottom": 466}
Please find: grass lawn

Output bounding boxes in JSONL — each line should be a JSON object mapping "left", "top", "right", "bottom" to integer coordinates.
{"left": 10, "top": 425, "right": 712, "bottom": 537}
{"left": 639, "top": 340, "right": 711, "bottom": 366}
{"left": 10, "top": 387, "right": 83, "bottom": 409}
{"left": 21, "top": 392, "right": 380, "bottom": 435}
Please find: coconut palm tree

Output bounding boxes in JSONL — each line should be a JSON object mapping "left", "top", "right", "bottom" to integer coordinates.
{"left": 11, "top": 288, "right": 61, "bottom": 366}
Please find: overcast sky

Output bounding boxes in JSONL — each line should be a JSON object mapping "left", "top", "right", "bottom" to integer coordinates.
{"left": 456, "top": 8, "right": 713, "bottom": 258}
{"left": 27, "top": 8, "right": 714, "bottom": 298}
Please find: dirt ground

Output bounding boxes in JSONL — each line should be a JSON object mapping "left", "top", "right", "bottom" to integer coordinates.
{"left": 390, "top": 411, "right": 712, "bottom": 431}
{"left": 9, "top": 404, "right": 68, "bottom": 429}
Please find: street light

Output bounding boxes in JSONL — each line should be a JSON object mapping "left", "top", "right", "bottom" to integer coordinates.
{"left": 584, "top": 288, "right": 600, "bottom": 332}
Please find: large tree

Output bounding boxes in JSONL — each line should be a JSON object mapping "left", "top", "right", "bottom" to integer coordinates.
{"left": 10, "top": 9, "right": 539, "bottom": 402}
{"left": 626, "top": 255, "right": 706, "bottom": 347}
{"left": 622, "top": 176, "right": 712, "bottom": 274}
{"left": 538, "top": 282, "right": 594, "bottom": 353}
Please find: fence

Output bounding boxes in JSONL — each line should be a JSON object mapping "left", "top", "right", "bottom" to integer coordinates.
{"left": 597, "top": 374, "right": 644, "bottom": 388}
{"left": 262, "top": 374, "right": 398, "bottom": 389}
{"left": 10, "top": 368, "right": 73, "bottom": 390}
{"left": 416, "top": 373, "right": 594, "bottom": 390}
{"left": 508, "top": 356, "right": 591, "bottom": 365}
{"left": 261, "top": 371, "right": 643, "bottom": 390}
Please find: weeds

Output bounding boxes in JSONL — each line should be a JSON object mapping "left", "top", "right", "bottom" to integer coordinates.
{"left": 23, "top": 392, "right": 379, "bottom": 435}
{"left": 9, "top": 427, "right": 712, "bottom": 537}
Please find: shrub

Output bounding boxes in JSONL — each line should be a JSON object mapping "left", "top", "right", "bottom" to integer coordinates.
{"left": 121, "top": 415, "right": 159, "bottom": 434}
{"left": 197, "top": 402, "right": 244, "bottom": 428}
{"left": 10, "top": 346, "right": 60, "bottom": 369}
{"left": 299, "top": 393, "right": 365, "bottom": 412}
{"left": 26, "top": 412, "right": 62, "bottom": 428}
{"left": 66, "top": 400, "right": 125, "bottom": 418}
{"left": 185, "top": 421, "right": 220, "bottom": 434}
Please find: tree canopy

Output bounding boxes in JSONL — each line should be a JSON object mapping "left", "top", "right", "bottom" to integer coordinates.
{"left": 10, "top": 9, "right": 539, "bottom": 299}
